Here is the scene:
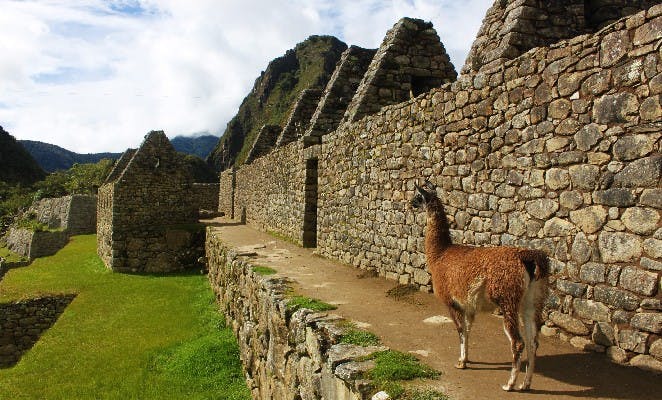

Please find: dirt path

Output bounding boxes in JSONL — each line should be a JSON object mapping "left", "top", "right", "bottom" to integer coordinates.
{"left": 207, "top": 221, "right": 660, "bottom": 400}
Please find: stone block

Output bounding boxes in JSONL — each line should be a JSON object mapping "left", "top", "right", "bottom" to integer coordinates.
{"left": 619, "top": 267, "right": 658, "bottom": 296}
{"left": 571, "top": 233, "right": 592, "bottom": 264}
{"left": 613, "top": 155, "right": 662, "bottom": 188}
{"left": 568, "top": 165, "right": 600, "bottom": 191}
{"left": 613, "top": 134, "right": 655, "bottom": 161}
{"left": 592, "top": 322, "right": 615, "bottom": 347}
{"left": 617, "top": 329, "right": 648, "bottom": 353}
{"left": 592, "top": 189, "right": 636, "bottom": 207}
{"left": 579, "top": 263, "right": 606, "bottom": 285}
{"left": 640, "top": 189, "right": 662, "bottom": 209}
{"left": 598, "top": 232, "right": 642, "bottom": 263}
{"left": 574, "top": 299, "right": 610, "bottom": 322}
{"left": 545, "top": 168, "right": 570, "bottom": 190}
{"left": 592, "top": 92, "right": 639, "bottom": 124}
{"left": 621, "top": 207, "right": 660, "bottom": 235}
{"left": 607, "top": 346, "right": 628, "bottom": 364}
{"left": 594, "top": 286, "right": 640, "bottom": 311}
{"left": 525, "top": 198, "right": 558, "bottom": 220}
{"left": 629, "top": 355, "right": 662, "bottom": 373}
{"left": 650, "top": 339, "right": 662, "bottom": 361}
{"left": 643, "top": 238, "right": 662, "bottom": 259}
{"left": 631, "top": 313, "right": 662, "bottom": 334}
{"left": 549, "top": 311, "right": 589, "bottom": 336}
{"left": 570, "top": 206, "right": 607, "bottom": 234}
{"left": 556, "top": 279, "right": 588, "bottom": 298}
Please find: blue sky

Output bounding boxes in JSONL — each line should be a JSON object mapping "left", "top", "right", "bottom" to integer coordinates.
{"left": 0, "top": 0, "right": 493, "bottom": 153}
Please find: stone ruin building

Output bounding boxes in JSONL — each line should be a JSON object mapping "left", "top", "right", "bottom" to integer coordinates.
{"left": 97, "top": 131, "right": 217, "bottom": 273}
{"left": 217, "top": 1, "right": 662, "bottom": 372}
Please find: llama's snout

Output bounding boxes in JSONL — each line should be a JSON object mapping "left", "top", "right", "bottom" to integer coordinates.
{"left": 410, "top": 193, "right": 424, "bottom": 209}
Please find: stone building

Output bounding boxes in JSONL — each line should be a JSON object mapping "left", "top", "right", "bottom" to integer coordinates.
{"left": 218, "top": 2, "right": 662, "bottom": 371}
{"left": 97, "top": 131, "right": 202, "bottom": 273}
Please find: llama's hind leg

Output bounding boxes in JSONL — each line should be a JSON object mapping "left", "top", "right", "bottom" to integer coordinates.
{"left": 520, "top": 287, "right": 543, "bottom": 390}
{"left": 501, "top": 312, "right": 524, "bottom": 391}
{"left": 448, "top": 303, "right": 468, "bottom": 369}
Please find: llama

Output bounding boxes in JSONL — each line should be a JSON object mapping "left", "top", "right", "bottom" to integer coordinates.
{"left": 410, "top": 180, "right": 549, "bottom": 391}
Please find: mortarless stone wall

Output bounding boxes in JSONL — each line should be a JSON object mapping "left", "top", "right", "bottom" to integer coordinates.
{"left": 0, "top": 295, "right": 75, "bottom": 367}
{"left": 192, "top": 183, "right": 220, "bottom": 212}
{"left": 218, "top": 5, "right": 661, "bottom": 370}
{"left": 97, "top": 131, "right": 202, "bottom": 273}
{"left": 233, "top": 141, "right": 311, "bottom": 246}
{"left": 206, "top": 230, "right": 389, "bottom": 400}
{"left": 219, "top": 168, "right": 236, "bottom": 218}
{"left": 319, "top": 8, "right": 661, "bottom": 369}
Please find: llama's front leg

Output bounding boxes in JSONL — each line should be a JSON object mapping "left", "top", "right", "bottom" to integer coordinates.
{"left": 448, "top": 304, "right": 467, "bottom": 369}
{"left": 502, "top": 315, "right": 524, "bottom": 391}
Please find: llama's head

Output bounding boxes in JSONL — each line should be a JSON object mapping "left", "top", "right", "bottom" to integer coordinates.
{"left": 410, "top": 180, "right": 437, "bottom": 209}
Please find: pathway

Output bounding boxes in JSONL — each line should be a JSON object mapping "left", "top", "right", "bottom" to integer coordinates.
{"left": 207, "top": 221, "right": 661, "bottom": 400}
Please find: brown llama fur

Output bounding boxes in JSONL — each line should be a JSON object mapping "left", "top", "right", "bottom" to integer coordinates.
{"left": 411, "top": 180, "right": 549, "bottom": 391}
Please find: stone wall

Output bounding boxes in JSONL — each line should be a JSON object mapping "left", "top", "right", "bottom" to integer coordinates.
{"left": 26, "top": 194, "right": 96, "bottom": 234}
{"left": 206, "top": 230, "right": 387, "bottom": 400}
{"left": 276, "top": 88, "right": 323, "bottom": 147}
{"left": 234, "top": 141, "right": 310, "bottom": 245}
{"left": 0, "top": 295, "right": 75, "bottom": 367}
{"left": 342, "top": 17, "right": 457, "bottom": 124}
{"left": 6, "top": 228, "right": 69, "bottom": 260}
{"left": 318, "top": 8, "right": 661, "bottom": 368}
{"left": 192, "top": 183, "right": 220, "bottom": 212}
{"left": 97, "top": 131, "right": 201, "bottom": 273}
{"left": 219, "top": 168, "right": 236, "bottom": 218}
{"left": 461, "top": 0, "right": 659, "bottom": 75}
{"left": 303, "top": 46, "right": 377, "bottom": 147}
{"left": 245, "top": 125, "right": 282, "bottom": 164}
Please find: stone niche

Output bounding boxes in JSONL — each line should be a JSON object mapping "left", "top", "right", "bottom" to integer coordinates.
{"left": 0, "top": 294, "right": 75, "bottom": 368}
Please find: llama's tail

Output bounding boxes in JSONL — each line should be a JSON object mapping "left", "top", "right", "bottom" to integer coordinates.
{"left": 520, "top": 250, "right": 550, "bottom": 281}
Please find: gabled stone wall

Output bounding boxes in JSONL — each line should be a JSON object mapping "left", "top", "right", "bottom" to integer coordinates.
{"left": 276, "top": 88, "right": 323, "bottom": 147}
{"left": 245, "top": 125, "right": 282, "bottom": 164}
{"left": 97, "top": 131, "right": 201, "bottom": 273}
{"left": 219, "top": 168, "right": 236, "bottom": 218}
{"left": 342, "top": 17, "right": 457, "bottom": 124}
{"left": 461, "top": 0, "right": 659, "bottom": 75}
{"left": 303, "top": 46, "right": 376, "bottom": 146}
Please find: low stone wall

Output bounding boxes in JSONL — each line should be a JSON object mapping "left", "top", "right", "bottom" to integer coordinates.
{"left": 6, "top": 228, "right": 69, "bottom": 260}
{"left": 0, "top": 294, "right": 75, "bottom": 367}
{"left": 30, "top": 195, "right": 97, "bottom": 234}
{"left": 206, "top": 229, "right": 387, "bottom": 400}
{"left": 192, "top": 183, "right": 220, "bottom": 211}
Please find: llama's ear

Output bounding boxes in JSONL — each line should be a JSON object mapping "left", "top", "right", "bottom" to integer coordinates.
{"left": 424, "top": 180, "right": 436, "bottom": 191}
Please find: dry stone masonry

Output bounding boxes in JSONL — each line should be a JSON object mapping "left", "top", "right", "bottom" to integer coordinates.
{"left": 276, "top": 88, "right": 324, "bottom": 147}
{"left": 303, "top": 46, "right": 377, "bottom": 147}
{"left": 97, "top": 131, "right": 202, "bottom": 273}
{"left": 206, "top": 231, "right": 389, "bottom": 400}
{"left": 245, "top": 125, "right": 282, "bottom": 164}
{"left": 217, "top": 2, "right": 662, "bottom": 372}
{"left": 0, "top": 295, "right": 75, "bottom": 368}
{"left": 341, "top": 17, "right": 457, "bottom": 125}
{"left": 461, "top": 0, "right": 659, "bottom": 75}
{"left": 6, "top": 194, "right": 97, "bottom": 259}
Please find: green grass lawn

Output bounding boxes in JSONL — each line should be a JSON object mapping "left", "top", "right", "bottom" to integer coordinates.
{"left": 0, "top": 235, "right": 250, "bottom": 400}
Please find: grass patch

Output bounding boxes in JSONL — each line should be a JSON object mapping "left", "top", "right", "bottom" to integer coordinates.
{"left": 286, "top": 295, "right": 337, "bottom": 312}
{"left": 0, "top": 234, "right": 250, "bottom": 400}
{"left": 251, "top": 265, "right": 277, "bottom": 276}
{"left": 0, "top": 246, "right": 28, "bottom": 264}
{"left": 266, "top": 229, "right": 299, "bottom": 246}
{"left": 339, "top": 329, "right": 381, "bottom": 347}
{"left": 364, "top": 350, "right": 441, "bottom": 400}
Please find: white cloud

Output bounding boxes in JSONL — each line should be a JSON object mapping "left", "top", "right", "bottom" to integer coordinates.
{"left": 0, "top": 0, "right": 491, "bottom": 153}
